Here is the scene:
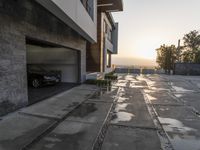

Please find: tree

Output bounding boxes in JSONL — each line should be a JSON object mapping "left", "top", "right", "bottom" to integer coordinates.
{"left": 156, "top": 45, "right": 178, "bottom": 74}
{"left": 182, "top": 30, "right": 200, "bottom": 63}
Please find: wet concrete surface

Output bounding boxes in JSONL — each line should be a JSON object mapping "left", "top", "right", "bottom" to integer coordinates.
{"left": 28, "top": 83, "right": 78, "bottom": 105}
{"left": 25, "top": 75, "right": 163, "bottom": 150}
{"left": 29, "top": 120, "right": 103, "bottom": 150}
{"left": 66, "top": 102, "right": 112, "bottom": 124}
{"left": 101, "top": 75, "right": 162, "bottom": 150}
{"left": 101, "top": 125, "right": 161, "bottom": 150}
{"left": 173, "top": 92, "right": 200, "bottom": 113}
{"left": 110, "top": 87, "right": 155, "bottom": 128}
{"left": 2, "top": 74, "right": 200, "bottom": 150}
{"left": 28, "top": 86, "right": 116, "bottom": 150}
{"left": 0, "top": 84, "right": 98, "bottom": 150}
{"left": 20, "top": 85, "right": 96, "bottom": 120}
{"left": 141, "top": 74, "right": 200, "bottom": 150}
{"left": 0, "top": 113, "right": 56, "bottom": 150}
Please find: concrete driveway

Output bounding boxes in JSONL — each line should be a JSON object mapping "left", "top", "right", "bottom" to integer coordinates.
{"left": 139, "top": 74, "right": 200, "bottom": 150}
{"left": 28, "top": 83, "right": 78, "bottom": 104}
{"left": 1, "top": 74, "right": 200, "bottom": 150}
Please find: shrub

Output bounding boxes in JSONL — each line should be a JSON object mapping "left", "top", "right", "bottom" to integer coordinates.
{"left": 85, "top": 79, "right": 111, "bottom": 86}
{"left": 104, "top": 75, "right": 118, "bottom": 80}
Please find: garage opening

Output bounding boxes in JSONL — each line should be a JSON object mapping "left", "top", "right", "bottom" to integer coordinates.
{"left": 26, "top": 38, "right": 80, "bottom": 104}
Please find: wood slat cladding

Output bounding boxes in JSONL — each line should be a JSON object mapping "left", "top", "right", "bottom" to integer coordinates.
{"left": 87, "top": 0, "right": 123, "bottom": 73}
{"left": 86, "top": 9, "right": 102, "bottom": 72}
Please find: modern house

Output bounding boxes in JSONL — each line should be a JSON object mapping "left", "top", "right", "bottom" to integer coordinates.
{"left": 0, "top": 0, "right": 97, "bottom": 116}
{"left": 86, "top": 0, "right": 123, "bottom": 76}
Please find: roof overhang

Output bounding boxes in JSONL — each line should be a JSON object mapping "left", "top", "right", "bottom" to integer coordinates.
{"left": 106, "top": 12, "right": 116, "bottom": 28}
{"left": 97, "top": 0, "right": 123, "bottom": 12}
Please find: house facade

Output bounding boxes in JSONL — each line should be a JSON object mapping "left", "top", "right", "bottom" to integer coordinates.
{"left": 0, "top": 0, "right": 97, "bottom": 116}
{"left": 86, "top": 0, "right": 123, "bottom": 74}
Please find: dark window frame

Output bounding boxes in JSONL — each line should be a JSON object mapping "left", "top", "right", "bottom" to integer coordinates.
{"left": 80, "top": 0, "right": 94, "bottom": 20}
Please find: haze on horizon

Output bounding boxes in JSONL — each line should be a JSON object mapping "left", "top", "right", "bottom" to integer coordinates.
{"left": 112, "top": 0, "right": 200, "bottom": 66}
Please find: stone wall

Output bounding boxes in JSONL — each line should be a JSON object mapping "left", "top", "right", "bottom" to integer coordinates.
{"left": 174, "top": 63, "right": 200, "bottom": 75}
{"left": 0, "top": 0, "right": 87, "bottom": 116}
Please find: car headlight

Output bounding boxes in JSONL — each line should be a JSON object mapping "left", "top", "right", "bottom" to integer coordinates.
{"left": 44, "top": 76, "right": 52, "bottom": 80}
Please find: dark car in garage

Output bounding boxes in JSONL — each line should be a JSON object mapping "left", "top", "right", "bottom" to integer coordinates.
{"left": 27, "top": 65, "right": 61, "bottom": 88}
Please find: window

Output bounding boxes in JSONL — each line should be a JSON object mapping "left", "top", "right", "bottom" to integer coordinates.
{"left": 103, "top": 21, "right": 112, "bottom": 42}
{"left": 80, "top": 0, "right": 94, "bottom": 20}
{"left": 107, "top": 29, "right": 112, "bottom": 42}
{"left": 107, "top": 52, "right": 111, "bottom": 68}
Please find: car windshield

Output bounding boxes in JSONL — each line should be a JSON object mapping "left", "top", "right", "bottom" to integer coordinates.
{"left": 28, "top": 65, "right": 47, "bottom": 72}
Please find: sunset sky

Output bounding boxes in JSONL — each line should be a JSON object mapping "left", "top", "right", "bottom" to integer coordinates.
{"left": 112, "top": 0, "right": 200, "bottom": 66}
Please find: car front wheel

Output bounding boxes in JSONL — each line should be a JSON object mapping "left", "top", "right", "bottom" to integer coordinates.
{"left": 32, "top": 79, "right": 41, "bottom": 88}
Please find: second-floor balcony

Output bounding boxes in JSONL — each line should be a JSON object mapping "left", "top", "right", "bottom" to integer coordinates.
{"left": 35, "top": 0, "right": 97, "bottom": 43}
{"left": 80, "top": 0, "right": 94, "bottom": 20}
{"left": 105, "top": 34, "right": 114, "bottom": 53}
{"left": 104, "top": 22, "right": 118, "bottom": 54}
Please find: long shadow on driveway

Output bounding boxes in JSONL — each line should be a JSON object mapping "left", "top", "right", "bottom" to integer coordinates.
{"left": 28, "top": 83, "right": 79, "bottom": 105}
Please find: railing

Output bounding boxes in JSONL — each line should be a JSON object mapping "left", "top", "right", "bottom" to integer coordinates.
{"left": 105, "top": 35, "right": 114, "bottom": 53}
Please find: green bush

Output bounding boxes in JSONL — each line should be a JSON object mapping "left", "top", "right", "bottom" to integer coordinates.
{"left": 104, "top": 75, "right": 118, "bottom": 80}
{"left": 85, "top": 79, "right": 111, "bottom": 86}
{"left": 105, "top": 71, "right": 115, "bottom": 76}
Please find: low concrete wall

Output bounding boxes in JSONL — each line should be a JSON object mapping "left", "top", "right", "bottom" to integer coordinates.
{"left": 175, "top": 63, "right": 200, "bottom": 75}
{"left": 142, "top": 69, "right": 155, "bottom": 74}
{"left": 115, "top": 68, "right": 155, "bottom": 74}
{"left": 115, "top": 68, "right": 129, "bottom": 74}
{"left": 129, "top": 69, "right": 140, "bottom": 74}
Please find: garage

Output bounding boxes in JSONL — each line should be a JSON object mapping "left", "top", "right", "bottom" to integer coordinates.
{"left": 26, "top": 39, "right": 80, "bottom": 104}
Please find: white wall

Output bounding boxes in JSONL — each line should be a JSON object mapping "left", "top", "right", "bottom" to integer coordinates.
{"left": 26, "top": 45, "right": 78, "bottom": 83}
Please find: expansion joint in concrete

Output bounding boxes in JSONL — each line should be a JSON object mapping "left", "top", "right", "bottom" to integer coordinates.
{"left": 21, "top": 89, "right": 99, "bottom": 150}
{"left": 142, "top": 89, "right": 174, "bottom": 150}
{"left": 92, "top": 87, "right": 121, "bottom": 150}
{"left": 18, "top": 112, "right": 60, "bottom": 121}
{"left": 110, "top": 124, "right": 158, "bottom": 131}
{"left": 152, "top": 104, "right": 184, "bottom": 107}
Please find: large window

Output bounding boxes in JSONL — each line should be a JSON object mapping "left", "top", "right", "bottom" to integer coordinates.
{"left": 103, "top": 21, "right": 112, "bottom": 42}
{"left": 80, "top": 0, "right": 94, "bottom": 20}
{"left": 107, "top": 51, "right": 111, "bottom": 68}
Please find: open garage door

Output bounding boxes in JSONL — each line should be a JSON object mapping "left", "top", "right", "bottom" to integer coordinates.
{"left": 26, "top": 39, "right": 80, "bottom": 104}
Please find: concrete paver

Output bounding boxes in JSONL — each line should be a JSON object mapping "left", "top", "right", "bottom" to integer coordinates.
{"left": 102, "top": 76, "right": 162, "bottom": 150}
{"left": 154, "top": 105, "right": 197, "bottom": 120}
{"left": 0, "top": 113, "right": 56, "bottom": 150}
{"left": 145, "top": 91, "right": 181, "bottom": 105}
{"left": 24, "top": 75, "right": 162, "bottom": 150}
{"left": 29, "top": 120, "right": 102, "bottom": 150}
{"left": 20, "top": 85, "right": 96, "bottom": 120}
{"left": 141, "top": 74, "right": 200, "bottom": 150}
{"left": 110, "top": 102, "right": 155, "bottom": 128}
{"left": 174, "top": 92, "right": 200, "bottom": 112}
{"left": 28, "top": 89, "right": 116, "bottom": 150}
{"left": 101, "top": 125, "right": 161, "bottom": 150}
{"left": 110, "top": 85, "right": 155, "bottom": 128}
{"left": 66, "top": 102, "right": 112, "bottom": 124}
{"left": 5, "top": 74, "right": 199, "bottom": 150}
{"left": 0, "top": 84, "right": 97, "bottom": 150}
{"left": 87, "top": 86, "right": 119, "bottom": 103}
{"left": 170, "top": 81, "right": 199, "bottom": 93}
